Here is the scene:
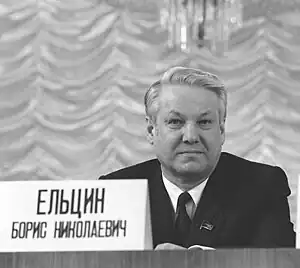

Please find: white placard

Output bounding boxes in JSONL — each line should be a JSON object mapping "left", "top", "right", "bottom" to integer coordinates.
{"left": 0, "top": 179, "right": 152, "bottom": 252}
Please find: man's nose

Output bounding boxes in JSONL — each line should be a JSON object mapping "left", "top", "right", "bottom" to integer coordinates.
{"left": 182, "top": 124, "right": 200, "bottom": 144}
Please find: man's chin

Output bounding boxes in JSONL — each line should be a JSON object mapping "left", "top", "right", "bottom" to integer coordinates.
{"left": 175, "top": 162, "right": 206, "bottom": 176}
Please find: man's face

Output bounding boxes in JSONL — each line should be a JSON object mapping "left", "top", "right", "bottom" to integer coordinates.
{"left": 147, "top": 84, "right": 225, "bottom": 182}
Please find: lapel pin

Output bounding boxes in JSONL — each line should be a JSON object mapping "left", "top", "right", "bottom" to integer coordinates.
{"left": 200, "top": 220, "right": 214, "bottom": 231}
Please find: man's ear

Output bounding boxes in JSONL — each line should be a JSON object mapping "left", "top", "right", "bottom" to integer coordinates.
{"left": 146, "top": 116, "right": 155, "bottom": 145}
{"left": 220, "top": 120, "right": 225, "bottom": 145}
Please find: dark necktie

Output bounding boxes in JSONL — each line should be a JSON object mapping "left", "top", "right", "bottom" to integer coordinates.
{"left": 174, "top": 191, "right": 192, "bottom": 247}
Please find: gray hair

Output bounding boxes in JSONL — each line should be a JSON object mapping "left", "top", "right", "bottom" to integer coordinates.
{"left": 144, "top": 66, "right": 227, "bottom": 123}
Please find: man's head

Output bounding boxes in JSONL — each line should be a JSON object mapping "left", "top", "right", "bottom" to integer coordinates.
{"left": 144, "top": 66, "right": 227, "bottom": 185}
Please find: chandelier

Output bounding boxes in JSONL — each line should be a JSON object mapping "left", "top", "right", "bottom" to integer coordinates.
{"left": 160, "top": 0, "right": 243, "bottom": 55}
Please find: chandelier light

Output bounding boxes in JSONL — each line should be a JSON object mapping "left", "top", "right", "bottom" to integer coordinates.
{"left": 160, "top": 0, "right": 243, "bottom": 55}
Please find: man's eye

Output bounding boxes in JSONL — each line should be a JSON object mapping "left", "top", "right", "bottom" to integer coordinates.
{"left": 169, "top": 119, "right": 183, "bottom": 125}
{"left": 199, "top": 119, "right": 213, "bottom": 125}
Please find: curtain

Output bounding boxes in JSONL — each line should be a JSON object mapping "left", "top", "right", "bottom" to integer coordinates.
{"left": 0, "top": 0, "right": 300, "bottom": 226}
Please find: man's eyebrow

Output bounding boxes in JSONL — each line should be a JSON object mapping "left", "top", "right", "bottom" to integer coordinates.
{"left": 199, "top": 110, "right": 213, "bottom": 117}
{"left": 167, "top": 110, "right": 214, "bottom": 117}
{"left": 168, "top": 110, "right": 182, "bottom": 116}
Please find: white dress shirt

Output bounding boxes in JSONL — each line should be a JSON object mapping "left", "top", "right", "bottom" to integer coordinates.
{"left": 162, "top": 173, "right": 208, "bottom": 219}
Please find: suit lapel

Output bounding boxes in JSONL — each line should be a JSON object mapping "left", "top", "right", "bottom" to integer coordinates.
{"left": 147, "top": 161, "right": 175, "bottom": 247}
{"left": 188, "top": 153, "right": 230, "bottom": 247}
{"left": 188, "top": 182, "right": 225, "bottom": 247}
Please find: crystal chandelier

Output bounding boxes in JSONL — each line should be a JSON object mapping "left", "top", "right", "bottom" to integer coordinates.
{"left": 160, "top": 0, "right": 243, "bottom": 55}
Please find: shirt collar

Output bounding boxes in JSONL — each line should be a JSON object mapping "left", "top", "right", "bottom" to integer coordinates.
{"left": 162, "top": 171, "right": 209, "bottom": 210}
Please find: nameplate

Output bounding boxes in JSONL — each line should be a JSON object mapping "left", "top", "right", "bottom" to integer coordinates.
{"left": 0, "top": 179, "right": 152, "bottom": 252}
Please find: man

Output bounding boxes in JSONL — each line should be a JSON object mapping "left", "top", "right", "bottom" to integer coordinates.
{"left": 99, "top": 66, "right": 295, "bottom": 249}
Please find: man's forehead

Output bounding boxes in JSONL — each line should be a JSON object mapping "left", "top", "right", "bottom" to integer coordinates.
{"left": 159, "top": 84, "right": 218, "bottom": 101}
{"left": 160, "top": 84, "right": 194, "bottom": 98}
{"left": 156, "top": 84, "right": 223, "bottom": 118}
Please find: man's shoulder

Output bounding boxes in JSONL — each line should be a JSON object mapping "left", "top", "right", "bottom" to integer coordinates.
{"left": 220, "top": 151, "right": 281, "bottom": 171}
{"left": 98, "top": 158, "right": 160, "bottom": 180}
{"left": 220, "top": 152, "right": 289, "bottom": 192}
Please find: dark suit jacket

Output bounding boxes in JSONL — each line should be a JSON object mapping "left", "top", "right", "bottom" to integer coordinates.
{"left": 99, "top": 152, "right": 295, "bottom": 248}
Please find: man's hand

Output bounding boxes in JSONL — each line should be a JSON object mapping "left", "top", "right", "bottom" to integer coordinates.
{"left": 154, "top": 243, "right": 187, "bottom": 250}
